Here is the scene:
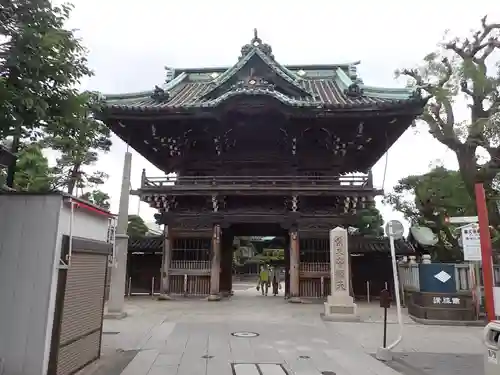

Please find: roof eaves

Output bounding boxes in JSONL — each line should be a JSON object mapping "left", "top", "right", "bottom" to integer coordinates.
{"left": 334, "top": 68, "right": 417, "bottom": 102}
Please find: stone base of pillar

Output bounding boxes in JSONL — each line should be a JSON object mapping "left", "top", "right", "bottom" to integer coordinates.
{"left": 288, "top": 296, "right": 303, "bottom": 304}
{"left": 220, "top": 291, "right": 233, "bottom": 298}
{"left": 321, "top": 294, "right": 359, "bottom": 322}
{"left": 207, "top": 294, "right": 221, "bottom": 301}
{"left": 158, "top": 293, "right": 173, "bottom": 301}
{"left": 104, "top": 311, "right": 127, "bottom": 320}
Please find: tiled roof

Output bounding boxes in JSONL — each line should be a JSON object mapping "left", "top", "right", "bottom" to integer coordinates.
{"left": 127, "top": 235, "right": 414, "bottom": 255}
{"left": 129, "top": 236, "right": 164, "bottom": 251}
{"left": 349, "top": 236, "right": 414, "bottom": 255}
{"left": 103, "top": 32, "right": 423, "bottom": 113}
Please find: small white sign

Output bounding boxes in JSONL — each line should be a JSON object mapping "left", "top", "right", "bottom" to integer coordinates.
{"left": 461, "top": 224, "right": 482, "bottom": 261}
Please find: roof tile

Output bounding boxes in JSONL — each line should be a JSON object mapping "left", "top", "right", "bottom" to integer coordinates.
{"left": 103, "top": 32, "right": 423, "bottom": 113}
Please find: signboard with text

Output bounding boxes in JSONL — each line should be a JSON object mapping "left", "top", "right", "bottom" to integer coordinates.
{"left": 461, "top": 223, "right": 482, "bottom": 261}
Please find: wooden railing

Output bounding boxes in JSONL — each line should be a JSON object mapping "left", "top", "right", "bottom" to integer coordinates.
{"left": 300, "top": 262, "right": 330, "bottom": 273}
{"left": 141, "top": 175, "right": 371, "bottom": 189}
{"left": 170, "top": 260, "right": 210, "bottom": 270}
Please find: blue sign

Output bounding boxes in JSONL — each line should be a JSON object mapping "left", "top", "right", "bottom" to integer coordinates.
{"left": 419, "top": 264, "right": 456, "bottom": 293}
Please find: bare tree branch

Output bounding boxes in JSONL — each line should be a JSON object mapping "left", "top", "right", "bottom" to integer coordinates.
{"left": 399, "top": 16, "right": 500, "bottom": 210}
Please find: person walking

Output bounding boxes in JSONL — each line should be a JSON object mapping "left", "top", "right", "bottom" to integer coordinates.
{"left": 257, "top": 265, "right": 269, "bottom": 296}
{"left": 270, "top": 266, "right": 281, "bottom": 296}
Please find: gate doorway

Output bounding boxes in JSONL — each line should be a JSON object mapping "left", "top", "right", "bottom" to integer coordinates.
{"left": 220, "top": 223, "right": 289, "bottom": 300}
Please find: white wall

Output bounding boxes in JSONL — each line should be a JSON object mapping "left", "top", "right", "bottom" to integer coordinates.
{"left": 0, "top": 195, "right": 62, "bottom": 375}
{"left": 58, "top": 201, "right": 110, "bottom": 242}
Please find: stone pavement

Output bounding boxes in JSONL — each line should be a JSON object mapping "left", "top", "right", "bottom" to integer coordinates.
{"left": 85, "top": 283, "right": 485, "bottom": 375}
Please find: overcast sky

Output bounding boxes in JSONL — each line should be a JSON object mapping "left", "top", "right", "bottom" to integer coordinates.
{"left": 57, "top": 0, "right": 499, "bottom": 230}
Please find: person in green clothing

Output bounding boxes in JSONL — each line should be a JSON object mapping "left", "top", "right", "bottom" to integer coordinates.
{"left": 257, "top": 265, "right": 270, "bottom": 296}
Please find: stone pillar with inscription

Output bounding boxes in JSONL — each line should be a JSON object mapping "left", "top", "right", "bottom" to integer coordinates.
{"left": 322, "top": 226, "right": 358, "bottom": 321}
{"left": 289, "top": 227, "right": 301, "bottom": 303}
{"left": 208, "top": 224, "right": 221, "bottom": 301}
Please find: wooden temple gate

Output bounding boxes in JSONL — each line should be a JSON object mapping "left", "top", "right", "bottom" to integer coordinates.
{"left": 102, "top": 32, "right": 425, "bottom": 302}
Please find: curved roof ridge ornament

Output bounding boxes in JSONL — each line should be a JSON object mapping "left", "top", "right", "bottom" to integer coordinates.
{"left": 251, "top": 28, "right": 262, "bottom": 46}
{"left": 240, "top": 28, "right": 274, "bottom": 60}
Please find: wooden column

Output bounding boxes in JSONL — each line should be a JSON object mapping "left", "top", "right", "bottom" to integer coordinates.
{"left": 289, "top": 228, "right": 301, "bottom": 303}
{"left": 158, "top": 225, "right": 172, "bottom": 300}
{"left": 220, "top": 229, "right": 234, "bottom": 297}
{"left": 208, "top": 224, "right": 221, "bottom": 301}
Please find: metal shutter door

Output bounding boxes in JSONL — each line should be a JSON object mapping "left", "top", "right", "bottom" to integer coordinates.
{"left": 57, "top": 252, "right": 107, "bottom": 375}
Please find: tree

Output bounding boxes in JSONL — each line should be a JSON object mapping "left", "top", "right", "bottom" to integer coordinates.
{"left": 13, "top": 143, "right": 53, "bottom": 192}
{"left": 127, "top": 215, "right": 149, "bottom": 238}
{"left": 45, "top": 91, "right": 112, "bottom": 194}
{"left": 0, "top": 1, "right": 92, "bottom": 141}
{"left": 385, "top": 166, "right": 475, "bottom": 260}
{"left": 398, "top": 16, "right": 500, "bottom": 224}
{"left": 352, "top": 207, "right": 384, "bottom": 237}
{"left": 80, "top": 189, "right": 111, "bottom": 210}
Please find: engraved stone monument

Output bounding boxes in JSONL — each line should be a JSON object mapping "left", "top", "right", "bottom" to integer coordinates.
{"left": 321, "top": 226, "right": 359, "bottom": 321}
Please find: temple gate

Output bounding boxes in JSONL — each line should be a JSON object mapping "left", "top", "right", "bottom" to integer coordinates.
{"left": 99, "top": 30, "right": 425, "bottom": 301}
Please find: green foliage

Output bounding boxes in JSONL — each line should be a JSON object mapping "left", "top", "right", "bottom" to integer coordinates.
{"left": 44, "top": 91, "right": 112, "bottom": 194}
{"left": 13, "top": 143, "right": 53, "bottom": 192}
{"left": 127, "top": 215, "right": 149, "bottom": 238}
{"left": 386, "top": 166, "right": 475, "bottom": 223}
{"left": 0, "top": 1, "right": 93, "bottom": 141}
{"left": 398, "top": 16, "right": 500, "bottom": 226}
{"left": 385, "top": 166, "right": 474, "bottom": 260}
{"left": 80, "top": 189, "right": 111, "bottom": 210}
{"left": 353, "top": 207, "right": 384, "bottom": 237}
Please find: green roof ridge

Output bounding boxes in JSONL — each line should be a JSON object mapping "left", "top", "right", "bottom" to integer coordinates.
{"left": 361, "top": 85, "right": 414, "bottom": 100}
{"left": 103, "top": 72, "right": 188, "bottom": 100}
{"left": 334, "top": 67, "right": 353, "bottom": 89}
{"left": 334, "top": 68, "right": 415, "bottom": 100}
{"left": 202, "top": 46, "right": 312, "bottom": 99}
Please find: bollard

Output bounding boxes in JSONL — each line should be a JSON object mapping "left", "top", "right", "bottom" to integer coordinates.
{"left": 128, "top": 277, "right": 132, "bottom": 297}
{"left": 379, "top": 289, "right": 391, "bottom": 352}
{"left": 151, "top": 277, "right": 155, "bottom": 296}
{"left": 367, "top": 281, "right": 371, "bottom": 303}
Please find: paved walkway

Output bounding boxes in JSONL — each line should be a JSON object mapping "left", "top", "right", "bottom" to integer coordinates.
{"left": 85, "top": 284, "right": 485, "bottom": 375}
